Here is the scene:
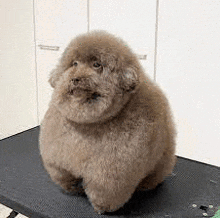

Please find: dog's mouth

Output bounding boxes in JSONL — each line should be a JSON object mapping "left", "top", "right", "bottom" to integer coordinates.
{"left": 68, "top": 88, "right": 89, "bottom": 96}
{"left": 86, "top": 92, "right": 101, "bottom": 104}
{"left": 68, "top": 87, "right": 101, "bottom": 103}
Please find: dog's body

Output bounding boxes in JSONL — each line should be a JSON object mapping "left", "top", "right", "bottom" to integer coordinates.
{"left": 39, "top": 31, "right": 176, "bottom": 214}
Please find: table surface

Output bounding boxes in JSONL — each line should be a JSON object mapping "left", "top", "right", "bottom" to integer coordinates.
{"left": 0, "top": 126, "right": 219, "bottom": 218}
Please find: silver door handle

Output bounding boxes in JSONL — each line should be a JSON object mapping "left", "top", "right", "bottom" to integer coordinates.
{"left": 136, "top": 54, "right": 147, "bottom": 60}
{"left": 38, "top": 45, "right": 60, "bottom": 51}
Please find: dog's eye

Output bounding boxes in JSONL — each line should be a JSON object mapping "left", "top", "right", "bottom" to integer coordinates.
{"left": 72, "top": 61, "right": 78, "bottom": 66}
{"left": 93, "top": 62, "right": 102, "bottom": 69}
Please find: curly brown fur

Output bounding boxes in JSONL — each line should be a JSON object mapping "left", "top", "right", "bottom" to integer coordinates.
{"left": 39, "top": 30, "right": 176, "bottom": 214}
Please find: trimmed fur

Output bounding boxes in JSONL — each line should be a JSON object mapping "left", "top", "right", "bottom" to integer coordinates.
{"left": 39, "top": 30, "right": 176, "bottom": 214}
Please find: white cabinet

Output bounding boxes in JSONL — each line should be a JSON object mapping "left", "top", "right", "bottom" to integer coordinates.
{"left": 156, "top": 0, "right": 220, "bottom": 166}
{"left": 89, "top": 0, "right": 157, "bottom": 79}
{"left": 35, "top": 0, "right": 88, "bottom": 47}
{"left": 34, "top": 0, "right": 87, "bottom": 122}
{"left": 0, "top": 1, "right": 38, "bottom": 139}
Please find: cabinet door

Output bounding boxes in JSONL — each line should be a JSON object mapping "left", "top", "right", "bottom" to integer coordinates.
{"left": 35, "top": 0, "right": 88, "bottom": 46}
{"left": 157, "top": 0, "right": 220, "bottom": 166}
{"left": 0, "top": 1, "right": 38, "bottom": 139}
{"left": 89, "top": 0, "right": 157, "bottom": 79}
{"left": 35, "top": 0, "right": 87, "bottom": 122}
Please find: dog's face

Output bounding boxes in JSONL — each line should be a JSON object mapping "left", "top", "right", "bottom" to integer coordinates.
{"left": 49, "top": 31, "right": 140, "bottom": 123}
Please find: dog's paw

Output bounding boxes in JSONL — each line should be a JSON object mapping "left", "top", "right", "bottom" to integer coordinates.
{"left": 94, "top": 206, "right": 106, "bottom": 215}
{"left": 93, "top": 204, "right": 118, "bottom": 215}
{"left": 92, "top": 200, "right": 123, "bottom": 214}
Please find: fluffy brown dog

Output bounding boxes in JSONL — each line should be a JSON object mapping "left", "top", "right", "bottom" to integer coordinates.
{"left": 39, "top": 30, "right": 176, "bottom": 214}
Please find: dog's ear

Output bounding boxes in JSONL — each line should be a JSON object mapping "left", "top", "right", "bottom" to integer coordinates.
{"left": 48, "top": 67, "right": 63, "bottom": 88}
{"left": 120, "top": 67, "right": 139, "bottom": 92}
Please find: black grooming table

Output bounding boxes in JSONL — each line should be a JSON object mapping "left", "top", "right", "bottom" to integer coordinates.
{"left": 0, "top": 127, "right": 219, "bottom": 218}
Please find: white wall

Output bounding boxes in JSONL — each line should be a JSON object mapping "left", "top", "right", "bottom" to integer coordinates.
{"left": 0, "top": 1, "right": 38, "bottom": 139}
{"left": 156, "top": 0, "right": 220, "bottom": 166}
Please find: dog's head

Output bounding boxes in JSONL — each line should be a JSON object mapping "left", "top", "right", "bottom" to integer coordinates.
{"left": 49, "top": 31, "right": 141, "bottom": 123}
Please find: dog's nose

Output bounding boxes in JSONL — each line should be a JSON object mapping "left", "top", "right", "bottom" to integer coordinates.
{"left": 71, "top": 77, "right": 81, "bottom": 86}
